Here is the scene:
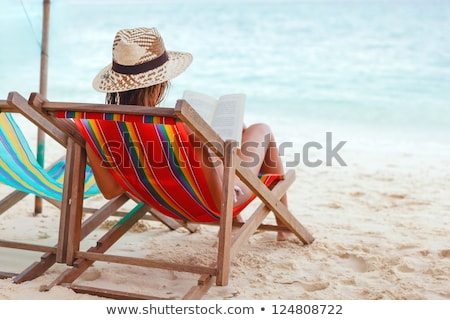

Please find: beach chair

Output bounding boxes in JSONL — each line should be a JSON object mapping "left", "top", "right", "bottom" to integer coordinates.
{"left": 0, "top": 99, "right": 103, "bottom": 282}
{"left": 0, "top": 112, "right": 99, "bottom": 213}
{"left": 0, "top": 95, "right": 191, "bottom": 284}
{"left": 19, "top": 91, "right": 314, "bottom": 299}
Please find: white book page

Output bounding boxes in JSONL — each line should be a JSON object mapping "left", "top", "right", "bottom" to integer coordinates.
{"left": 182, "top": 90, "right": 218, "bottom": 124}
{"left": 212, "top": 93, "right": 246, "bottom": 143}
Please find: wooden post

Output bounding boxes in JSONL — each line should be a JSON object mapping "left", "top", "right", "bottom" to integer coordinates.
{"left": 35, "top": 0, "right": 51, "bottom": 214}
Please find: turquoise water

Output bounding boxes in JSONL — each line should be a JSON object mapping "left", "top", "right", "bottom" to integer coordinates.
{"left": 1, "top": 0, "right": 450, "bottom": 148}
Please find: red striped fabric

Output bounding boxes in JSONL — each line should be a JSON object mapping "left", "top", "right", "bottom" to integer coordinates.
{"left": 56, "top": 111, "right": 281, "bottom": 222}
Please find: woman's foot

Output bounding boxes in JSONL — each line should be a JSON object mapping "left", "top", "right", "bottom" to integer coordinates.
{"left": 277, "top": 231, "right": 299, "bottom": 242}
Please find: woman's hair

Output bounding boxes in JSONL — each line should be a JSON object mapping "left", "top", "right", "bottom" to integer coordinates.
{"left": 106, "top": 81, "right": 170, "bottom": 106}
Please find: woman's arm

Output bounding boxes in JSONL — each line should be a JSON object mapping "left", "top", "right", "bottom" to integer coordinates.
{"left": 86, "top": 144, "right": 125, "bottom": 199}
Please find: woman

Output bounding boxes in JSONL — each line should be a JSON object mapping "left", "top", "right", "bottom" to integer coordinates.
{"left": 88, "top": 27, "right": 292, "bottom": 240}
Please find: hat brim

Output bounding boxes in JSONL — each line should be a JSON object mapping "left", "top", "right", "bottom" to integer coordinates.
{"left": 92, "top": 51, "right": 193, "bottom": 93}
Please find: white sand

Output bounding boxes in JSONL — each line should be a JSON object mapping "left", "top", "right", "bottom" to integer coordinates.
{"left": 1, "top": 114, "right": 449, "bottom": 300}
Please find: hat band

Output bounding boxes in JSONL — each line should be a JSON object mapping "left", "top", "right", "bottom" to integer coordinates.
{"left": 112, "top": 51, "right": 169, "bottom": 75}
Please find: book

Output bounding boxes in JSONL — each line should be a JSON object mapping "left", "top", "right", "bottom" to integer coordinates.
{"left": 182, "top": 90, "right": 246, "bottom": 144}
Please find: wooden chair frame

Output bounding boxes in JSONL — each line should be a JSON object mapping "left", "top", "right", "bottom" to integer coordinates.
{"left": 0, "top": 101, "right": 28, "bottom": 216}
{"left": 9, "top": 91, "right": 314, "bottom": 299}
{"left": 0, "top": 94, "right": 191, "bottom": 284}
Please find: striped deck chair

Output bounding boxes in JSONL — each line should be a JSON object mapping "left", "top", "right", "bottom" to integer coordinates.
{"left": 20, "top": 92, "right": 314, "bottom": 300}
{"left": 0, "top": 112, "right": 99, "bottom": 207}
{"left": 0, "top": 106, "right": 105, "bottom": 282}
{"left": 2, "top": 93, "right": 196, "bottom": 285}
{"left": 1, "top": 96, "right": 188, "bottom": 286}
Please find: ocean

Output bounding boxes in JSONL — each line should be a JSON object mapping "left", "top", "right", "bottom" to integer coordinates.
{"left": 1, "top": 0, "right": 449, "bottom": 156}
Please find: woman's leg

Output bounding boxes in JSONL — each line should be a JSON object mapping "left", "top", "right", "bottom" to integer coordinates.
{"left": 235, "top": 123, "right": 293, "bottom": 240}
{"left": 195, "top": 122, "right": 294, "bottom": 240}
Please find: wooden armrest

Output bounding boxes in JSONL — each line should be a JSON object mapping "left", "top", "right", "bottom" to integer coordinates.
{"left": 0, "top": 99, "right": 17, "bottom": 113}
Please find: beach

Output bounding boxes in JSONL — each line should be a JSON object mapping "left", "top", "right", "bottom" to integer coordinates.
{"left": 1, "top": 117, "right": 449, "bottom": 300}
{"left": 1, "top": 0, "right": 450, "bottom": 301}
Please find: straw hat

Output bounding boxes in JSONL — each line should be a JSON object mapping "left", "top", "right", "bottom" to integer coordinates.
{"left": 93, "top": 27, "right": 192, "bottom": 93}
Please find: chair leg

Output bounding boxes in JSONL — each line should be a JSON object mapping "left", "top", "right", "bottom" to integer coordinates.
{"left": 13, "top": 252, "right": 56, "bottom": 284}
{"left": 61, "top": 140, "right": 87, "bottom": 264}
{"left": 237, "top": 167, "right": 315, "bottom": 245}
{"left": 44, "top": 203, "right": 148, "bottom": 290}
{"left": 183, "top": 274, "right": 214, "bottom": 299}
{"left": 230, "top": 169, "right": 297, "bottom": 259}
{"left": 216, "top": 140, "right": 237, "bottom": 286}
{"left": 0, "top": 190, "right": 27, "bottom": 215}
